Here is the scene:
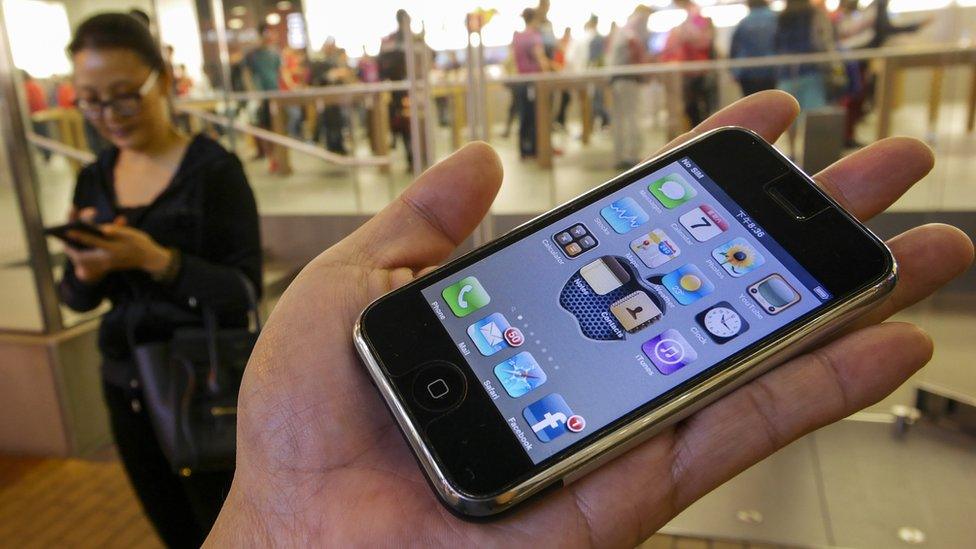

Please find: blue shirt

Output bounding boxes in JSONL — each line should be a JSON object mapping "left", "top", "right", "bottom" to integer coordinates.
{"left": 730, "top": 7, "right": 777, "bottom": 81}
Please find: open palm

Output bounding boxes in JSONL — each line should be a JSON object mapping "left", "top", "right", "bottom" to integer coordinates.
{"left": 206, "top": 92, "right": 973, "bottom": 546}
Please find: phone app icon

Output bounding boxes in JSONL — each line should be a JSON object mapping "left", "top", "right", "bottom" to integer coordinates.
{"left": 494, "top": 352, "right": 547, "bottom": 398}
{"left": 712, "top": 237, "right": 765, "bottom": 278}
{"left": 749, "top": 274, "right": 801, "bottom": 314}
{"left": 610, "top": 291, "right": 663, "bottom": 333}
{"left": 679, "top": 205, "right": 729, "bottom": 242}
{"left": 523, "top": 393, "right": 581, "bottom": 442}
{"left": 649, "top": 173, "right": 697, "bottom": 209}
{"left": 467, "top": 313, "right": 521, "bottom": 356}
{"left": 600, "top": 197, "right": 650, "bottom": 234}
{"left": 643, "top": 329, "right": 698, "bottom": 374}
{"left": 696, "top": 302, "right": 750, "bottom": 344}
{"left": 442, "top": 276, "right": 490, "bottom": 317}
{"left": 630, "top": 228, "right": 681, "bottom": 269}
{"left": 553, "top": 223, "right": 598, "bottom": 259}
{"left": 662, "top": 264, "right": 715, "bottom": 305}
{"left": 581, "top": 256, "right": 631, "bottom": 295}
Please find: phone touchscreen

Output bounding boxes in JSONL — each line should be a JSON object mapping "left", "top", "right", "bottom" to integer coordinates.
{"left": 421, "top": 158, "right": 834, "bottom": 464}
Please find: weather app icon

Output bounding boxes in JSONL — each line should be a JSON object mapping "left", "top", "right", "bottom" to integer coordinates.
{"left": 601, "top": 197, "right": 650, "bottom": 234}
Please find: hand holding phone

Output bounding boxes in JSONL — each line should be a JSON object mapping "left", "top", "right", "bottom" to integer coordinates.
{"left": 44, "top": 220, "right": 105, "bottom": 250}
{"left": 204, "top": 93, "right": 973, "bottom": 544}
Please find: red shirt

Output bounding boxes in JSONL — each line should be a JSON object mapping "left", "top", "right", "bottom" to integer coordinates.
{"left": 24, "top": 80, "right": 47, "bottom": 113}
{"left": 56, "top": 83, "right": 76, "bottom": 108}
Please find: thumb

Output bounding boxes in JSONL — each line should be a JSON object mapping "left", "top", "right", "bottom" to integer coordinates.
{"left": 337, "top": 141, "right": 503, "bottom": 270}
{"left": 77, "top": 207, "right": 98, "bottom": 223}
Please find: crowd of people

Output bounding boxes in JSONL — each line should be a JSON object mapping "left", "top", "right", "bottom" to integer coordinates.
{"left": 24, "top": 2, "right": 929, "bottom": 175}
{"left": 505, "top": 0, "right": 927, "bottom": 166}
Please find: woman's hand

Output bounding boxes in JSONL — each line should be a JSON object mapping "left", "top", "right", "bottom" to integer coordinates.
{"left": 66, "top": 218, "right": 173, "bottom": 280}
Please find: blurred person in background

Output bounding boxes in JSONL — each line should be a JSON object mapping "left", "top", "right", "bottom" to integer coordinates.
{"left": 59, "top": 13, "right": 261, "bottom": 547}
{"left": 244, "top": 23, "right": 283, "bottom": 173}
{"left": 553, "top": 27, "right": 572, "bottom": 131}
{"left": 55, "top": 76, "right": 76, "bottom": 108}
{"left": 356, "top": 45, "right": 379, "bottom": 83}
{"left": 501, "top": 40, "right": 519, "bottom": 139}
{"left": 662, "top": 0, "right": 717, "bottom": 128}
{"left": 379, "top": 9, "right": 415, "bottom": 170}
{"left": 867, "top": 0, "right": 930, "bottom": 49}
{"left": 512, "top": 7, "right": 551, "bottom": 159}
{"left": 536, "top": 0, "right": 557, "bottom": 59}
{"left": 280, "top": 45, "right": 309, "bottom": 140}
{"left": 22, "top": 71, "right": 51, "bottom": 161}
{"left": 311, "top": 40, "right": 355, "bottom": 154}
{"left": 606, "top": 5, "right": 652, "bottom": 170}
{"left": 835, "top": 0, "right": 927, "bottom": 149}
{"left": 774, "top": 0, "right": 836, "bottom": 157}
{"left": 585, "top": 15, "right": 611, "bottom": 129}
{"left": 730, "top": 0, "right": 779, "bottom": 97}
{"left": 835, "top": 0, "right": 874, "bottom": 148}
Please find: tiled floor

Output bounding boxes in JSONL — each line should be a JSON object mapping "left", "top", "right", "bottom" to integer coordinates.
{"left": 0, "top": 455, "right": 161, "bottom": 548}
{"left": 0, "top": 454, "right": 788, "bottom": 548}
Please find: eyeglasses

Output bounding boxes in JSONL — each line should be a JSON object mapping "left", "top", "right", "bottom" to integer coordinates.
{"left": 75, "top": 69, "right": 159, "bottom": 120}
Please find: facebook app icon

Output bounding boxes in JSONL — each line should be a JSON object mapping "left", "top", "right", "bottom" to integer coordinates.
{"left": 522, "top": 393, "right": 574, "bottom": 443}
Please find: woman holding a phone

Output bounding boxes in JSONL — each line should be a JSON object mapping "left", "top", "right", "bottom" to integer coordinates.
{"left": 58, "top": 13, "right": 260, "bottom": 547}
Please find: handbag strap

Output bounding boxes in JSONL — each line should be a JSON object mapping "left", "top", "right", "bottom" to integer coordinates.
{"left": 237, "top": 271, "right": 261, "bottom": 333}
{"left": 204, "top": 270, "right": 260, "bottom": 395}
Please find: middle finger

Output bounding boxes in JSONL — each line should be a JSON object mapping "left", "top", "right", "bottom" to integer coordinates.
{"left": 813, "top": 136, "right": 934, "bottom": 221}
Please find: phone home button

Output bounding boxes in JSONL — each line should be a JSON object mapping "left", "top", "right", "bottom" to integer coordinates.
{"left": 412, "top": 361, "right": 467, "bottom": 412}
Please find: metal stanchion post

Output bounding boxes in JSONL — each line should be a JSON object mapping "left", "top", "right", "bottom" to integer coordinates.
{"left": 0, "top": 8, "right": 63, "bottom": 332}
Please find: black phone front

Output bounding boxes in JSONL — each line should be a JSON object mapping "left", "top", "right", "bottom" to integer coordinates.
{"left": 358, "top": 128, "right": 893, "bottom": 509}
{"left": 44, "top": 221, "right": 104, "bottom": 250}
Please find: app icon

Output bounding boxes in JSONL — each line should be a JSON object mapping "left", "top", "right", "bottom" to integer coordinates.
{"left": 523, "top": 393, "right": 578, "bottom": 442}
{"left": 580, "top": 256, "right": 631, "bottom": 295}
{"left": 662, "top": 264, "right": 715, "bottom": 305}
{"left": 649, "top": 172, "right": 697, "bottom": 209}
{"left": 494, "top": 352, "right": 547, "bottom": 398}
{"left": 748, "top": 274, "right": 801, "bottom": 314}
{"left": 679, "top": 205, "right": 729, "bottom": 242}
{"left": 610, "top": 291, "right": 663, "bottom": 333}
{"left": 630, "top": 228, "right": 681, "bottom": 269}
{"left": 442, "top": 276, "right": 490, "bottom": 317}
{"left": 553, "top": 224, "right": 598, "bottom": 259}
{"left": 600, "top": 197, "right": 650, "bottom": 234}
{"left": 467, "top": 313, "right": 518, "bottom": 356}
{"left": 642, "top": 329, "right": 698, "bottom": 374}
{"left": 695, "top": 301, "right": 750, "bottom": 344}
{"left": 712, "top": 237, "right": 766, "bottom": 278}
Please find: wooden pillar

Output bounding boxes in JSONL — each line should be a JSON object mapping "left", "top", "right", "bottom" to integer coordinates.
{"left": 927, "top": 66, "right": 944, "bottom": 135}
{"left": 369, "top": 91, "right": 391, "bottom": 174}
{"left": 536, "top": 81, "right": 552, "bottom": 168}
{"left": 967, "top": 62, "right": 976, "bottom": 133}
{"left": 269, "top": 98, "right": 292, "bottom": 175}
{"left": 875, "top": 58, "right": 896, "bottom": 140}
{"left": 579, "top": 86, "right": 592, "bottom": 145}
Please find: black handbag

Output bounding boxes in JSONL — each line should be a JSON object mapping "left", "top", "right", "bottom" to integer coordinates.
{"left": 132, "top": 273, "right": 260, "bottom": 477}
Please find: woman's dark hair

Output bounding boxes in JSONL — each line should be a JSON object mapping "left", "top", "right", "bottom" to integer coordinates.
{"left": 521, "top": 8, "right": 536, "bottom": 25}
{"left": 68, "top": 12, "right": 165, "bottom": 72}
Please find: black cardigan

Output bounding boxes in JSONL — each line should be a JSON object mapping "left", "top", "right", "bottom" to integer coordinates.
{"left": 59, "top": 135, "right": 262, "bottom": 384}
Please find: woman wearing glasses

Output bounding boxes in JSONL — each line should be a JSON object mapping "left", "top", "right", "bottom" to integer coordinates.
{"left": 58, "top": 13, "right": 260, "bottom": 547}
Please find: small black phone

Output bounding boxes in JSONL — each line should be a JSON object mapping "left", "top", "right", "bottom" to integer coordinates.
{"left": 354, "top": 128, "right": 896, "bottom": 518}
{"left": 44, "top": 220, "right": 105, "bottom": 250}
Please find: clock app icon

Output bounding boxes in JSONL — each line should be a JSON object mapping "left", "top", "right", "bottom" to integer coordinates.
{"left": 695, "top": 302, "right": 749, "bottom": 344}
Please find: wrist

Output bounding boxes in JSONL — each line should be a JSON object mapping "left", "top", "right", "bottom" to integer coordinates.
{"left": 142, "top": 245, "right": 173, "bottom": 276}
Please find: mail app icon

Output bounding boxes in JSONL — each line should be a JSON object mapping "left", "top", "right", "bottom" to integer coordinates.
{"left": 467, "top": 313, "right": 513, "bottom": 356}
